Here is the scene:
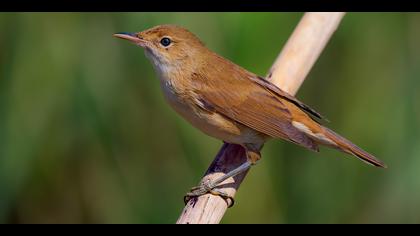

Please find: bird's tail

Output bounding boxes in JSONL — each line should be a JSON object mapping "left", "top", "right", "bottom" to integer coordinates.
{"left": 320, "top": 126, "right": 386, "bottom": 168}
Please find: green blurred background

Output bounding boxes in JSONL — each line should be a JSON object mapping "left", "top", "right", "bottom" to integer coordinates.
{"left": 0, "top": 12, "right": 419, "bottom": 223}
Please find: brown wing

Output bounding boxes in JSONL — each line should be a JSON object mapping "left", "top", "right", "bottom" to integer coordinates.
{"left": 251, "top": 76, "right": 326, "bottom": 121}
{"left": 193, "top": 67, "right": 318, "bottom": 151}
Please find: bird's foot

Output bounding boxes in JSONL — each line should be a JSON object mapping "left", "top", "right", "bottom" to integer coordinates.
{"left": 183, "top": 180, "right": 234, "bottom": 208}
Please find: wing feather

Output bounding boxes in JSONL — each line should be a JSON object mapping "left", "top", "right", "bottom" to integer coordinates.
{"left": 251, "top": 76, "right": 326, "bottom": 121}
{"left": 193, "top": 65, "right": 318, "bottom": 151}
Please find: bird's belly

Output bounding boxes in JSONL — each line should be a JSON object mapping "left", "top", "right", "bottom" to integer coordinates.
{"left": 161, "top": 84, "right": 264, "bottom": 145}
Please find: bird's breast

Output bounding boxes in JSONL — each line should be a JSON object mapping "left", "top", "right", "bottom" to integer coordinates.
{"left": 158, "top": 77, "right": 264, "bottom": 145}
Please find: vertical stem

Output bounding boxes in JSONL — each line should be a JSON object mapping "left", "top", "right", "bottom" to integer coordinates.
{"left": 268, "top": 12, "right": 346, "bottom": 95}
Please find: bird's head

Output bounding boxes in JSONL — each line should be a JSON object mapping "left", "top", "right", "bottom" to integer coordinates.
{"left": 114, "top": 25, "right": 206, "bottom": 73}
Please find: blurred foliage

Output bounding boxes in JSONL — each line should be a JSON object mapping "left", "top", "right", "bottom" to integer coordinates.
{"left": 0, "top": 13, "right": 420, "bottom": 223}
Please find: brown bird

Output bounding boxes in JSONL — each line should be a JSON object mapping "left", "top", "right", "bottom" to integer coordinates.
{"left": 114, "top": 25, "right": 386, "bottom": 202}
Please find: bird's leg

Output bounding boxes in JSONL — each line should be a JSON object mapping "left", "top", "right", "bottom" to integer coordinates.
{"left": 184, "top": 145, "right": 261, "bottom": 208}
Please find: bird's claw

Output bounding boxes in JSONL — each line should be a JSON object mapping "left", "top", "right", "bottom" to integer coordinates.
{"left": 183, "top": 181, "right": 235, "bottom": 208}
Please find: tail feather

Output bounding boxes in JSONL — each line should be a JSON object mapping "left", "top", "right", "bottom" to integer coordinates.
{"left": 321, "top": 127, "right": 386, "bottom": 168}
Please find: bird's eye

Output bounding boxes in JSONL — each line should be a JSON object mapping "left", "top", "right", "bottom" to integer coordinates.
{"left": 160, "top": 37, "right": 171, "bottom": 47}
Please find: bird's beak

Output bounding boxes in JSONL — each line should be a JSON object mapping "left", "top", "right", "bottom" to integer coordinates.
{"left": 113, "top": 32, "right": 146, "bottom": 47}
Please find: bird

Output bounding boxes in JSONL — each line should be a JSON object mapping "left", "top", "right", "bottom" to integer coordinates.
{"left": 113, "top": 24, "right": 386, "bottom": 205}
